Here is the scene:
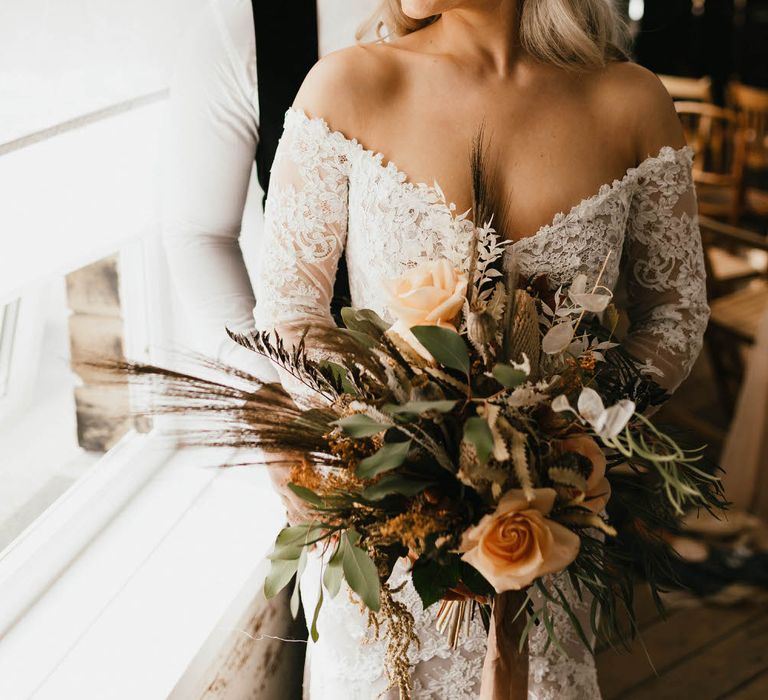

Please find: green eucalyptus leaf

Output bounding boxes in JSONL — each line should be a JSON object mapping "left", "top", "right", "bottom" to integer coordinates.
{"left": 290, "top": 548, "right": 308, "bottom": 618}
{"left": 310, "top": 585, "right": 324, "bottom": 642}
{"left": 345, "top": 528, "right": 362, "bottom": 547}
{"left": 362, "top": 475, "right": 434, "bottom": 501}
{"left": 334, "top": 414, "right": 391, "bottom": 438}
{"left": 264, "top": 557, "right": 299, "bottom": 599}
{"left": 269, "top": 524, "right": 323, "bottom": 561}
{"left": 383, "top": 400, "right": 457, "bottom": 415}
{"left": 356, "top": 440, "right": 412, "bottom": 479}
{"left": 463, "top": 416, "right": 494, "bottom": 465}
{"left": 323, "top": 540, "right": 345, "bottom": 598}
{"left": 411, "top": 326, "right": 470, "bottom": 374}
{"left": 341, "top": 533, "right": 381, "bottom": 612}
{"left": 492, "top": 363, "right": 528, "bottom": 388}
{"left": 287, "top": 483, "right": 324, "bottom": 507}
{"left": 275, "top": 524, "right": 320, "bottom": 546}
{"left": 341, "top": 307, "right": 391, "bottom": 338}
{"left": 343, "top": 328, "right": 377, "bottom": 349}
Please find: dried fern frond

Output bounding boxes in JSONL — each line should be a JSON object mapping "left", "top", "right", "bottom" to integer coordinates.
{"left": 229, "top": 325, "right": 401, "bottom": 405}
{"left": 85, "top": 355, "right": 340, "bottom": 466}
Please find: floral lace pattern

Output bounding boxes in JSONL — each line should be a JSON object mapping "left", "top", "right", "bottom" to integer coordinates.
{"left": 255, "top": 108, "right": 710, "bottom": 699}
{"left": 300, "top": 555, "right": 488, "bottom": 700}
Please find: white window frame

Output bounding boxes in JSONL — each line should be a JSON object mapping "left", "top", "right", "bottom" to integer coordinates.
{"left": 0, "top": 231, "right": 177, "bottom": 634}
{"left": 0, "top": 88, "right": 285, "bottom": 699}
{"left": 0, "top": 91, "right": 180, "bottom": 635}
{"left": 0, "top": 299, "right": 20, "bottom": 399}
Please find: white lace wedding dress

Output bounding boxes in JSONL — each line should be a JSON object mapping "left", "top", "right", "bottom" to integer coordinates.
{"left": 253, "top": 107, "right": 709, "bottom": 699}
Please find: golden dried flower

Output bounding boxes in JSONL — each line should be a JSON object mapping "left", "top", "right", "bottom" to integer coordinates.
{"left": 369, "top": 497, "right": 459, "bottom": 555}
{"left": 579, "top": 352, "right": 596, "bottom": 372}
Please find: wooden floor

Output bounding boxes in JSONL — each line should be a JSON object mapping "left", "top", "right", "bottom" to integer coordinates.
{"left": 595, "top": 340, "right": 768, "bottom": 698}
{"left": 596, "top": 587, "right": 768, "bottom": 699}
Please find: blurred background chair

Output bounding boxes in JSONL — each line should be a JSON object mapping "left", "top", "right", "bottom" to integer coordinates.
{"left": 659, "top": 73, "right": 713, "bottom": 102}
{"left": 597, "top": 7, "right": 768, "bottom": 696}
{"left": 675, "top": 102, "right": 746, "bottom": 224}
{"left": 729, "top": 82, "right": 768, "bottom": 221}
{"left": 700, "top": 216, "right": 768, "bottom": 414}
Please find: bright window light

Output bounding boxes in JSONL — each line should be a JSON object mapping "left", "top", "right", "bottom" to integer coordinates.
{"left": 629, "top": 0, "right": 645, "bottom": 22}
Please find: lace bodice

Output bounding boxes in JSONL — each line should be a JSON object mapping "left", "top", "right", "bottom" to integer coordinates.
{"left": 254, "top": 107, "right": 710, "bottom": 699}
{"left": 255, "top": 107, "right": 709, "bottom": 392}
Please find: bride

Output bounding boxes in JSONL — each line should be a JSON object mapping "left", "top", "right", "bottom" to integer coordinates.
{"left": 253, "top": 0, "right": 709, "bottom": 698}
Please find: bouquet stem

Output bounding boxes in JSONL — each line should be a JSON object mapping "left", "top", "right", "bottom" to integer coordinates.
{"left": 479, "top": 591, "right": 529, "bottom": 700}
{"left": 435, "top": 599, "right": 475, "bottom": 649}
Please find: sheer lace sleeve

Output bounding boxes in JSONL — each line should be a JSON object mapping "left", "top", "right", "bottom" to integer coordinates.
{"left": 253, "top": 109, "right": 351, "bottom": 399}
{"left": 622, "top": 147, "right": 710, "bottom": 392}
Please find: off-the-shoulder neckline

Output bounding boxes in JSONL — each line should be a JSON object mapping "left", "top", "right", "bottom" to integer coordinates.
{"left": 285, "top": 107, "right": 694, "bottom": 244}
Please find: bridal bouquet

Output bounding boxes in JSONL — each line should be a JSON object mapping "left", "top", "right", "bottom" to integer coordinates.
{"left": 111, "top": 142, "right": 724, "bottom": 699}
{"left": 227, "top": 229, "right": 723, "bottom": 696}
{"left": 121, "top": 244, "right": 722, "bottom": 697}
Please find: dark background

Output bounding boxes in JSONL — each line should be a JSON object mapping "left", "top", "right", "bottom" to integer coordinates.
{"left": 632, "top": 0, "right": 768, "bottom": 102}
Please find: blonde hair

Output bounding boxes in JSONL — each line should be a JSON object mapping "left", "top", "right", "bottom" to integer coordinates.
{"left": 357, "top": 0, "right": 629, "bottom": 71}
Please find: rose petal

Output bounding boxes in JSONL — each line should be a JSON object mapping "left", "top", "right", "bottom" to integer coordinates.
{"left": 459, "top": 497, "right": 581, "bottom": 593}
{"left": 387, "top": 304, "right": 428, "bottom": 326}
{"left": 434, "top": 259, "right": 452, "bottom": 288}
{"left": 536, "top": 520, "right": 581, "bottom": 577}
{"left": 529, "top": 488, "right": 557, "bottom": 515}
{"left": 458, "top": 515, "right": 492, "bottom": 553}
{"left": 584, "top": 477, "right": 611, "bottom": 514}
{"left": 560, "top": 435, "right": 607, "bottom": 490}
{"left": 425, "top": 292, "right": 466, "bottom": 323}
{"left": 399, "top": 286, "right": 449, "bottom": 309}
{"left": 497, "top": 487, "right": 557, "bottom": 515}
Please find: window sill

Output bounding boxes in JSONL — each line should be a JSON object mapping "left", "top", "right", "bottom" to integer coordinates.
{"left": 0, "top": 445, "right": 285, "bottom": 700}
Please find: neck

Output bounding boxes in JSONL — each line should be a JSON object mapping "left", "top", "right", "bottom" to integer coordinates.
{"left": 434, "top": 1, "right": 523, "bottom": 77}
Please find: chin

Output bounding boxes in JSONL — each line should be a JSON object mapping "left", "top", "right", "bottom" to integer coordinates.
{"left": 400, "top": 0, "right": 453, "bottom": 20}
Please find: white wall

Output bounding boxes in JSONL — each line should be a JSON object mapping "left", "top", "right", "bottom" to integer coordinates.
{"left": 0, "top": 0, "right": 206, "bottom": 144}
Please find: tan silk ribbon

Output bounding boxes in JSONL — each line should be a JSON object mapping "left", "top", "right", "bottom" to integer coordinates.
{"left": 479, "top": 591, "right": 529, "bottom": 700}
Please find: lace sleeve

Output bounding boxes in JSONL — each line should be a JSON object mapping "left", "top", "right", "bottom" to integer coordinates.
{"left": 622, "top": 147, "right": 710, "bottom": 392}
{"left": 253, "top": 109, "right": 351, "bottom": 400}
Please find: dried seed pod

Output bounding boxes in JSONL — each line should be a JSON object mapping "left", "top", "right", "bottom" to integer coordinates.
{"left": 467, "top": 309, "right": 498, "bottom": 349}
{"left": 508, "top": 290, "right": 540, "bottom": 377}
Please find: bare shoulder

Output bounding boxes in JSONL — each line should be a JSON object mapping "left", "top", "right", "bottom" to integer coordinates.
{"left": 293, "top": 43, "right": 403, "bottom": 136}
{"left": 589, "top": 61, "right": 686, "bottom": 162}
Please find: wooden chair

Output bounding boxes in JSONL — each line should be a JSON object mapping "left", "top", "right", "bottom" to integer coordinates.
{"left": 659, "top": 74, "right": 713, "bottom": 103}
{"left": 728, "top": 82, "right": 768, "bottom": 219}
{"left": 700, "top": 216, "right": 768, "bottom": 414}
{"left": 675, "top": 102, "right": 746, "bottom": 224}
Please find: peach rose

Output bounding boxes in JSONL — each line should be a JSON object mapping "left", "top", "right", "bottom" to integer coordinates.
{"left": 559, "top": 435, "right": 611, "bottom": 514}
{"left": 459, "top": 488, "right": 580, "bottom": 593}
{"left": 386, "top": 259, "right": 468, "bottom": 330}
